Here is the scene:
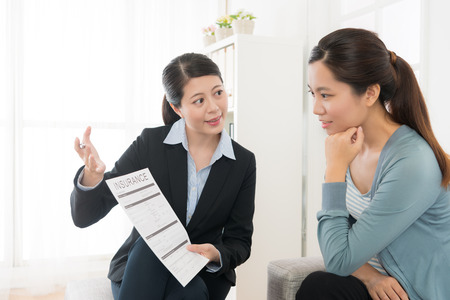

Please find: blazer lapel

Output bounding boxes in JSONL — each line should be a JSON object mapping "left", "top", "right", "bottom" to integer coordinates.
{"left": 186, "top": 156, "right": 232, "bottom": 232}
{"left": 166, "top": 144, "right": 188, "bottom": 227}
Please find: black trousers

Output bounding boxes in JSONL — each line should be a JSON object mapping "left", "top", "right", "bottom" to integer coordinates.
{"left": 296, "top": 271, "right": 372, "bottom": 300}
{"left": 112, "top": 237, "right": 231, "bottom": 300}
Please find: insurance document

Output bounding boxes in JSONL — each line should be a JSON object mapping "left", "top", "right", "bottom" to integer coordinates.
{"left": 105, "top": 168, "right": 209, "bottom": 287}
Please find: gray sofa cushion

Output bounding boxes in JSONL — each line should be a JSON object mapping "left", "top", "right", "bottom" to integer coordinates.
{"left": 267, "top": 256, "right": 325, "bottom": 300}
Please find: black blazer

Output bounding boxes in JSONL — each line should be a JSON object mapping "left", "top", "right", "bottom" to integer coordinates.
{"left": 70, "top": 125, "right": 256, "bottom": 286}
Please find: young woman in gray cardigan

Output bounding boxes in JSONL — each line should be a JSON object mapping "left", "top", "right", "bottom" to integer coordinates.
{"left": 299, "top": 28, "right": 450, "bottom": 300}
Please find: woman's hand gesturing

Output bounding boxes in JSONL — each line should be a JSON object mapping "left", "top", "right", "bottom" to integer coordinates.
{"left": 74, "top": 126, "right": 106, "bottom": 187}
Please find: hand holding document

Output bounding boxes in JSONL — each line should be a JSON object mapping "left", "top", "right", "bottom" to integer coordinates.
{"left": 105, "top": 168, "right": 209, "bottom": 287}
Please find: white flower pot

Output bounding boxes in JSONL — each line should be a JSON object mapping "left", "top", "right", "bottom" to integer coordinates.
{"left": 232, "top": 19, "right": 255, "bottom": 35}
{"left": 203, "top": 35, "right": 216, "bottom": 47}
{"left": 215, "top": 27, "right": 233, "bottom": 41}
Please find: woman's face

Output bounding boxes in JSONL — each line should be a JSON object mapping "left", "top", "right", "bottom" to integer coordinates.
{"left": 308, "top": 61, "right": 369, "bottom": 135}
{"left": 173, "top": 75, "right": 228, "bottom": 138}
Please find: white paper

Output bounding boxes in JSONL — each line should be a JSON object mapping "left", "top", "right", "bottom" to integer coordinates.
{"left": 105, "top": 168, "right": 209, "bottom": 287}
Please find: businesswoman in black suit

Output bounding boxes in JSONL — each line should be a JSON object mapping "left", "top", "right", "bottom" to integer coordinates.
{"left": 70, "top": 53, "right": 256, "bottom": 300}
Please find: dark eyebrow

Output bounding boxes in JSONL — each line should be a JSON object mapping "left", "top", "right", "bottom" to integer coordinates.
{"left": 189, "top": 84, "right": 223, "bottom": 100}
{"left": 317, "top": 87, "right": 332, "bottom": 92}
{"left": 307, "top": 84, "right": 332, "bottom": 92}
{"left": 190, "top": 92, "right": 204, "bottom": 100}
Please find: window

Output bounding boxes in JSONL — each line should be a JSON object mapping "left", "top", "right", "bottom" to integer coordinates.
{"left": 2, "top": 0, "right": 219, "bottom": 290}
{"left": 339, "top": 0, "right": 422, "bottom": 73}
{"left": 0, "top": 0, "right": 9, "bottom": 265}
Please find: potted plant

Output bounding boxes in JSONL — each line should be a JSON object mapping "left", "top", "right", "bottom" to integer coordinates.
{"left": 215, "top": 15, "right": 233, "bottom": 41}
{"left": 230, "top": 9, "right": 256, "bottom": 35}
{"left": 202, "top": 24, "right": 216, "bottom": 47}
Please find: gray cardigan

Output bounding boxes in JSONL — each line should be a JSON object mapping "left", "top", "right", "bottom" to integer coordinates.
{"left": 318, "top": 125, "right": 450, "bottom": 300}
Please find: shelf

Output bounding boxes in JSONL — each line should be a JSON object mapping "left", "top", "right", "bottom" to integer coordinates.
{"left": 203, "top": 34, "right": 299, "bottom": 53}
{"left": 203, "top": 34, "right": 304, "bottom": 299}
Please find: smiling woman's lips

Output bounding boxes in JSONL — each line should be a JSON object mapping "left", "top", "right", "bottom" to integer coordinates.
{"left": 206, "top": 115, "right": 222, "bottom": 126}
{"left": 321, "top": 121, "right": 332, "bottom": 128}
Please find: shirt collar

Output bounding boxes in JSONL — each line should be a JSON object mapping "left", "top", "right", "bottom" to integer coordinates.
{"left": 163, "top": 118, "right": 236, "bottom": 161}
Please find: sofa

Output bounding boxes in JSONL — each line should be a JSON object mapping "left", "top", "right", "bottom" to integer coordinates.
{"left": 65, "top": 257, "right": 325, "bottom": 300}
{"left": 267, "top": 256, "right": 325, "bottom": 300}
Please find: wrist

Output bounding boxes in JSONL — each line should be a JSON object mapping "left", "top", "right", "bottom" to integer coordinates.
{"left": 325, "top": 163, "right": 347, "bottom": 182}
{"left": 81, "top": 168, "right": 103, "bottom": 187}
{"left": 352, "top": 263, "right": 381, "bottom": 285}
{"left": 211, "top": 248, "right": 220, "bottom": 263}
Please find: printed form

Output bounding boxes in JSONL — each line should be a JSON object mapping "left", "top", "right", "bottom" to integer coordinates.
{"left": 105, "top": 168, "right": 209, "bottom": 287}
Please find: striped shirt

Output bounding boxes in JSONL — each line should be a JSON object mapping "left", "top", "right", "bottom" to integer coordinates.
{"left": 346, "top": 170, "right": 388, "bottom": 275}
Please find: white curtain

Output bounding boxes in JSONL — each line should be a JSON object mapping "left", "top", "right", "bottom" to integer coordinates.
{"left": 0, "top": 0, "right": 219, "bottom": 295}
{"left": 1, "top": 1, "right": 14, "bottom": 298}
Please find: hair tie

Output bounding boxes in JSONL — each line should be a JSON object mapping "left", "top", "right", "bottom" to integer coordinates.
{"left": 389, "top": 51, "right": 397, "bottom": 65}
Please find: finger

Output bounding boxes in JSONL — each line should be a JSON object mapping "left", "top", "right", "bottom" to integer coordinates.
{"left": 74, "top": 137, "right": 81, "bottom": 153}
{"left": 82, "top": 126, "right": 92, "bottom": 144}
{"left": 392, "top": 284, "right": 409, "bottom": 300}
{"left": 96, "top": 161, "right": 105, "bottom": 173}
{"left": 344, "top": 126, "right": 359, "bottom": 138}
{"left": 375, "top": 288, "right": 392, "bottom": 300}
{"left": 74, "top": 137, "right": 87, "bottom": 158}
{"left": 370, "top": 293, "right": 381, "bottom": 300}
{"left": 353, "top": 126, "right": 365, "bottom": 146}
{"left": 345, "top": 126, "right": 358, "bottom": 133}
{"left": 376, "top": 293, "right": 390, "bottom": 300}
{"left": 386, "top": 289, "right": 401, "bottom": 300}
{"left": 81, "top": 145, "right": 92, "bottom": 166}
{"left": 88, "top": 152, "right": 98, "bottom": 172}
{"left": 187, "top": 244, "right": 205, "bottom": 253}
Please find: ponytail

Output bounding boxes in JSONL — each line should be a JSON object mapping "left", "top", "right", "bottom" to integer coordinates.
{"left": 161, "top": 95, "right": 180, "bottom": 126}
{"left": 309, "top": 28, "right": 449, "bottom": 187}
{"left": 389, "top": 56, "right": 450, "bottom": 187}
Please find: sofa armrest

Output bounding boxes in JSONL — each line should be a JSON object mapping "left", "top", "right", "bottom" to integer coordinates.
{"left": 267, "top": 256, "right": 325, "bottom": 300}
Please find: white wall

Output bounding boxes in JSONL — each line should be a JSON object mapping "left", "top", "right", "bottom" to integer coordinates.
{"left": 228, "top": 0, "right": 307, "bottom": 40}
{"left": 303, "top": 0, "right": 338, "bottom": 259}
{"left": 226, "top": 1, "right": 308, "bottom": 299}
{"left": 426, "top": 0, "right": 450, "bottom": 153}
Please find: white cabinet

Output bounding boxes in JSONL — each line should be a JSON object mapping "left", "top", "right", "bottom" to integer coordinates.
{"left": 204, "top": 34, "right": 304, "bottom": 300}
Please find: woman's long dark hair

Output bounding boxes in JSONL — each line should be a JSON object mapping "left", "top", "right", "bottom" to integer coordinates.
{"left": 161, "top": 53, "right": 223, "bottom": 125}
{"left": 309, "top": 28, "right": 449, "bottom": 186}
